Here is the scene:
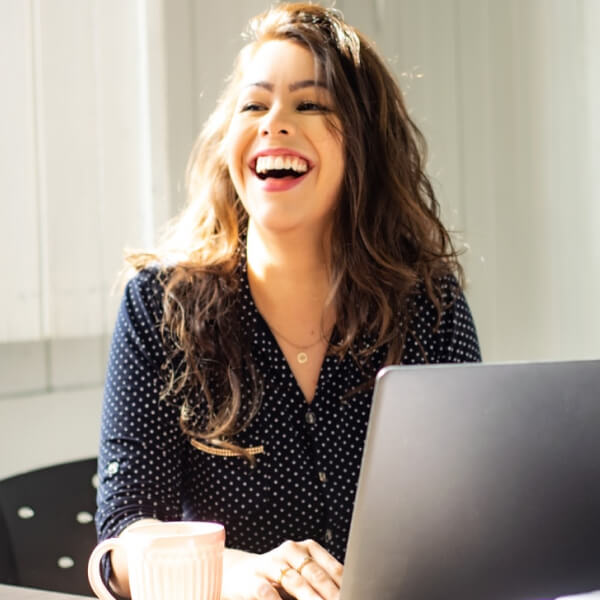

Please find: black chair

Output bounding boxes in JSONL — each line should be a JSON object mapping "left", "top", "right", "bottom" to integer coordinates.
{"left": 0, "top": 458, "right": 98, "bottom": 595}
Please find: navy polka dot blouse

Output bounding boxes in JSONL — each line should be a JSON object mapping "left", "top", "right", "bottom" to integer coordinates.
{"left": 95, "top": 262, "right": 481, "bottom": 562}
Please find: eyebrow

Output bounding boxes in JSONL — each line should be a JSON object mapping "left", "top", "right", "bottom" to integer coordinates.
{"left": 245, "top": 79, "right": 328, "bottom": 92}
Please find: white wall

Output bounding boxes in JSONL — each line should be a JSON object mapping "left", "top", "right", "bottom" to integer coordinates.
{"left": 0, "top": 0, "right": 170, "bottom": 344}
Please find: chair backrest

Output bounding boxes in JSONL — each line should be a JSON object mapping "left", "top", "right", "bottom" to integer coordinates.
{"left": 0, "top": 458, "right": 98, "bottom": 596}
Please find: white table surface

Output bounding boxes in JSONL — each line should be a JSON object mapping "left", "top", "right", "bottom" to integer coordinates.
{"left": 0, "top": 585, "right": 91, "bottom": 600}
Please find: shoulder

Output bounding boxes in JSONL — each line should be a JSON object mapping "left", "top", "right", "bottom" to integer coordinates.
{"left": 120, "top": 258, "right": 245, "bottom": 328}
{"left": 123, "top": 265, "right": 166, "bottom": 314}
{"left": 409, "top": 273, "right": 461, "bottom": 320}
{"left": 125, "top": 264, "right": 166, "bottom": 296}
{"left": 409, "top": 273, "right": 481, "bottom": 363}
{"left": 116, "top": 265, "right": 173, "bottom": 341}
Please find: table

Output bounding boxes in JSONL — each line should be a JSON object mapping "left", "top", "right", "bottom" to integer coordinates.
{"left": 0, "top": 586, "right": 91, "bottom": 600}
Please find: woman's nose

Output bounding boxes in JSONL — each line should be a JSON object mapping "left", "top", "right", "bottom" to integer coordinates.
{"left": 260, "top": 106, "right": 294, "bottom": 137}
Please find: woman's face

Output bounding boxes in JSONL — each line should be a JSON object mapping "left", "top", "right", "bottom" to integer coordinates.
{"left": 226, "top": 39, "right": 345, "bottom": 238}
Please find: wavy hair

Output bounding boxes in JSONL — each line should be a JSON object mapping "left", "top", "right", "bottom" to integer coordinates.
{"left": 128, "top": 3, "right": 463, "bottom": 457}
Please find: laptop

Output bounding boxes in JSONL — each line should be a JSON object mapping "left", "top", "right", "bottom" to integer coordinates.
{"left": 341, "top": 360, "right": 600, "bottom": 600}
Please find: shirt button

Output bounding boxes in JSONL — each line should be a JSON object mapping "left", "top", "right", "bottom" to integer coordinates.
{"left": 324, "top": 528, "right": 333, "bottom": 543}
{"left": 318, "top": 471, "right": 327, "bottom": 483}
{"left": 305, "top": 410, "right": 316, "bottom": 425}
{"left": 106, "top": 461, "right": 119, "bottom": 476}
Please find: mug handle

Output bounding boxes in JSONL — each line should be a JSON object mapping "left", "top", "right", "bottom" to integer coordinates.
{"left": 88, "top": 538, "right": 122, "bottom": 600}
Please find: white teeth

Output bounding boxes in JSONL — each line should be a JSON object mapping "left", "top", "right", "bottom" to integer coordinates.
{"left": 255, "top": 155, "right": 308, "bottom": 174}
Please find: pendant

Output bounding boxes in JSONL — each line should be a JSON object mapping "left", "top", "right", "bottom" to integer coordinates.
{"left": 297, "top": 352, "right": 308, "bottom": 364}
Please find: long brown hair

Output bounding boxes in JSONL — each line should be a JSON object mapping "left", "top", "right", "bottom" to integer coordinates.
{"left": 128, "top": 3, "right": 462, "bottom": 454}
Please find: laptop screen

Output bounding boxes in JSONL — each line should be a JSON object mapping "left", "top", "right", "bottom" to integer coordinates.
{"left": 342, "top": 360, "right": 600, "bottom": 600}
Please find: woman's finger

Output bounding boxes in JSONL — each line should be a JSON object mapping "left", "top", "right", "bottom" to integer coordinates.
{"left": 271, "top": 540, "right": 341, "bottom": 600}
{"left": 278, "top": 566, "right": 330, "bottom": 600}
{"left": 254, "top": 545, "right": 299, "bottom": 583}
{"left": 253, "top": 553, "right": 309, "bottom": 599}
{"left": 288, "top": 557, "right": 340, "bottom": 600}
{"left": 301, "top": 540, "right": 344, "bottom": 587}
{"left": 251, "top": 576, "right": 282, "bottom": 600}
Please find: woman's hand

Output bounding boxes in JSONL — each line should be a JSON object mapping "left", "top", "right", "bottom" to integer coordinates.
{"left": 221, "top": 539, "right": 343, "bottom": 600}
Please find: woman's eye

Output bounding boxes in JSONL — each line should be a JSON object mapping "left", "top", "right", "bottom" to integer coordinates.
{"left": 297, "top": 101, "right": 329, "bottom": 112}
{"left": 240, "top": 102, "right": 266, "bottom": 112}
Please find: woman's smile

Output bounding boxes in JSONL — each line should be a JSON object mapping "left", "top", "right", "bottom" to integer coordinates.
{"left": 250, "top": 147, "right": 313, "bottom": 191}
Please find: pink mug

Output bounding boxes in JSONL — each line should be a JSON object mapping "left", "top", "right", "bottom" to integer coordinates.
{"left": 88, "top": 521, "right": 225, "bottom": 600}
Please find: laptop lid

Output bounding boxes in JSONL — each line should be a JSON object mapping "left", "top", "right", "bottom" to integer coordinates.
{"left": 341, "top": 360, "right": 600, "bottom": 600}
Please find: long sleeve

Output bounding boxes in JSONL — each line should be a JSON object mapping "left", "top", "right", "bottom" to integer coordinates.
{"left": 95, "top": 269, "right": 186, "bottom": 541}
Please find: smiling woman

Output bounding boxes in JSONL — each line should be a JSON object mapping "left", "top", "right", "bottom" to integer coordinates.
{"left": 94, "top": 4, "right": 480, "bottom": 600}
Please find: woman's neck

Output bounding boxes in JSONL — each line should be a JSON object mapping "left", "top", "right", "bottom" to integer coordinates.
{"left": 246, "top": 222, "right": 332, "bottom": 302}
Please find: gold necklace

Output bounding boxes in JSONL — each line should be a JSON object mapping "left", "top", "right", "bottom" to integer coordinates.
{"left": 267, "top": 322, "right": 329, "bottom": 364}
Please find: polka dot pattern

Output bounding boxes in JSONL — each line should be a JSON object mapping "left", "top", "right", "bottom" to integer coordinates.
{"left": 95, "top": 263, "right": 481, "bottom": 563}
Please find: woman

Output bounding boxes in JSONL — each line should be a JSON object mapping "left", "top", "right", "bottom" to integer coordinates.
{"left": 95, "top": 3, "right": 481, "bottom": 600}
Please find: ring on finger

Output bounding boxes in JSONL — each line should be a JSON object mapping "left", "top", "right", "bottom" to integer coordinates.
{"left": 296, "top": 554, "right": 314, "bottom": 575}
{"left": 277, "top": 565, "right": 294, "bottom": 586}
